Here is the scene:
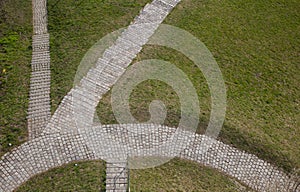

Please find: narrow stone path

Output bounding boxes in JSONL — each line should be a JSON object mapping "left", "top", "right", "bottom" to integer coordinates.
{"left": 43, "top": 0, "right": 182, "bottom": 135}
{"left": 27, "top": 0, "right": 51, "bottom": 140}
{"left": 106, "top": 162, "right": 129, "bottom": 192}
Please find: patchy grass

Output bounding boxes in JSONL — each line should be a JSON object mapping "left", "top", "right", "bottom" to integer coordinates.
{"left": 0, "top": 0, "right": 32, "bottom": 156}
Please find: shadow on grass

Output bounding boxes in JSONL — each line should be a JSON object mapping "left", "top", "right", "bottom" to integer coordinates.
{"left": 97, "top": 100, "right": 295, "bottom": 173}
{"left": 199, "top": 120, "right": 294, "bottom": 173}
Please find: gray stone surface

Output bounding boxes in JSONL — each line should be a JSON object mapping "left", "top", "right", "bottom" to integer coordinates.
{"left": 32, "top": 0, "right": 47, "bottom": 35}
{"left": 27, "top": 0, "right": 51, "bottom": 140}
{"left": 106, "top": 162, "right": 129, "bottom": 192}
{"left": 0, "top": 125, "right": 298, "bottom": 192}
{"left": 0, "top": 133, "right": 94, "bottom": 192}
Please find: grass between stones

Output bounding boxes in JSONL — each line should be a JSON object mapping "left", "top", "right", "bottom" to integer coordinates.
{"left": 0, "top": 0, "right": 299, "bottom": 190}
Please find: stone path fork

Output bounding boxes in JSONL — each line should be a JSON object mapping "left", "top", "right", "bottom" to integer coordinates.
{"left": 27, "top": 0, "right": 182, "bottom": 191}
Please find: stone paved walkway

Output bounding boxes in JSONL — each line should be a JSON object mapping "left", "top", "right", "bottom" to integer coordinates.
{"left": 0, "top": 0, "right": 299, "bottom": 192}
{"left": 0, "top": 125, "right": 298, "bottom": 191}
{"left": 105, "top": 162, "right": 129, "bottom": 192}
{"left": 27, "top": 0, "right": 51, "bottom": 140}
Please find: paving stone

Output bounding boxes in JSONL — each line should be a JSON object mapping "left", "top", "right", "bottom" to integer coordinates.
{"left": 106, "top": 162, "right": 129, "bottom": 191}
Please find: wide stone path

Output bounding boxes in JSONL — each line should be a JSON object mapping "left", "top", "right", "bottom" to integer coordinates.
{"left": 0, "top": 125, "right": 298, "bottom": 191}
{"left": 0, "top": 0, "right": 299, "bottom": 192}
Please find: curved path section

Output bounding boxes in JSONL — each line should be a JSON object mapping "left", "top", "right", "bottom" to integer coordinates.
{"left": 27, "top": 0, "right": 51, "bottom": 139}
{"left": 0, "top": 125, "right": 298, "bottom": 192}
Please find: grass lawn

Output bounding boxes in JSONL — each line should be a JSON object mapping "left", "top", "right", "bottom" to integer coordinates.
{"left": 129, "top": 158, "right": 253, "bottom": 192}
{"left": 97, "top": 0, "right": 300, "bottom": 171}
{"left": 15, "top": 159, "right": 252, "bottom": 192}
{"left": 0, "top": 0, "right": 299, "bottom": 190}
{"left": 15, "top": 160, "right": 106, "bottom": 192}
{"left": 0, "top": 0, "right": 32, "bottom": 157}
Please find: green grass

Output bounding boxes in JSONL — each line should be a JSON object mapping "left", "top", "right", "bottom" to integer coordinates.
{"left": 130, "top": 158, "right": 252, "bottom": 192}
{"left": 48, "top": 0, "right": 150, "bottom": 112}
{"left": 98, "top": 0, "right": 300, "bottom": 171}
{"left": 0, "top": 0, "right": 32, "bottom": 156}
{"left": 1, "top": 0, "right": 299, "bottom": 190}
{"left": 14, "top": 159, "right": 252, "bottom": 192}
{"left": 165, "top": 0, "right": 300, "bottom": 171}
{"left": 15, "top": 160, "right": 106, "bottom": 192}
